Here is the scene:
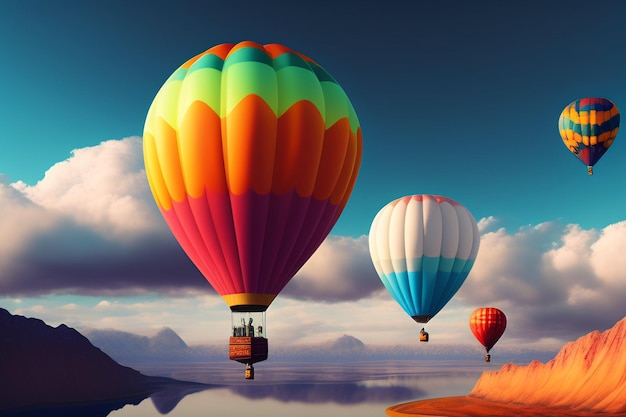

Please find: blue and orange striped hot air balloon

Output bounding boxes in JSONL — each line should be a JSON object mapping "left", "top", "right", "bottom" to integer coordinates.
{"left": 558, "top": 98, "right": 620, "bottom": 175}
{"left": 143, "top": 41, "right": 362, "bottom": 378}
{"left": 368, "top": 195, "right": 480, "bottom": 341}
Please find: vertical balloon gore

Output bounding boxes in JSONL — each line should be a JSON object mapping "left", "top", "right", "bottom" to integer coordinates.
{"left": 558, "top": 98, "right": 619, "bottom": 174}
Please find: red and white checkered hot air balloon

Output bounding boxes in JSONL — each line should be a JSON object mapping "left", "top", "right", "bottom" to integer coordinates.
{"left": 469, "top": 307, "right": 507, "bottom": 362}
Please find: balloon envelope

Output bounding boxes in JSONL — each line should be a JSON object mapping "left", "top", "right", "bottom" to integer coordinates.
{"left": 143, "top": 41, "right": 362, "bottom": 311}
{"left": 558, "top": 98, "right": 619, "bottom": 174}
{"left": 368, "top": 195, "right": 480, "bottom": 323}
{"left": 469, "top": 307, "right": 507, "bottom": 352}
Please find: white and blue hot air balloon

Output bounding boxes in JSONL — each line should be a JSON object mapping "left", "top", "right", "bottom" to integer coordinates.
{"left": 368, "top": 195, "right": 480, "bottom": 342}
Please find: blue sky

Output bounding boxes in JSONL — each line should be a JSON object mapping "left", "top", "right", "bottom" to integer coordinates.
{"left": 2, "top": 1, "right": 626, "bottom": 352}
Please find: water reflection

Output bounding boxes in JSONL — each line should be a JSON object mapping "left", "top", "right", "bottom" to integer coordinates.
{"left": 150, "top": 384, "right": 219, "bottom": 414}
{"left": 134, "top": 360, "right": 481, "bottom": 416}
{"left": 3, "top": 384, "right": 215, "bottom": 417}
{"left": 230, "top": 380, "right": 423, "bottom": 404}
{"left": 3, "top": 396, "right": 146, "bottom": 417}
{"left": 4, "top": 361, "right": 484, "bottom": 417}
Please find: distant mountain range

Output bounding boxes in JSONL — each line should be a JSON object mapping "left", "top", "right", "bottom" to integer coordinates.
{"left": 0, "top": 308, "right": 205, "bottom": 413}
{"left": 84, "top": 327, "right": 224, "bottom": 362}
{"left": 83, "top": 327, "right": 557, "bottom": 365}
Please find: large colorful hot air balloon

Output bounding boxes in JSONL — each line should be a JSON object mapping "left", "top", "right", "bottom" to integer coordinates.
{"left": 469, "top": 307, "right": 507, "bottom": 362}
{"left": 368, "top": 195, "right": 480, "bottom": 341}
{"left": 143, "top": 41, "right": 362, "bottom": 378}
{"left": 558, "top": 98, "right": 619, "bottom": 175}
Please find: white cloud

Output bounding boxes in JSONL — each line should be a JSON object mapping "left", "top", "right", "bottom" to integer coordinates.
{"left": 545, "top": 224, "right": 597, "bottom": 277}
{"left": 285, "top": 235, "right": 382, "bottom": 301}
{"left": 590, "top": 221, "right": 626, "bottom": 285}
{"left": 95, "top": 300, "right": 113, "bottom": 310}
{"left": 12, "top": 137, "right": 161, "bottom": 238}
{"left": 0, "top": 139, "right": 203, "bottom": 297}
{"left": 459, "top": 221, "right": 626, "bottom": 342}
{"left": 0, "top": 138, "right": 382, "bottom": 301}
{"left": 460, "top": 226, "right": 553, "bottom": 305}
{"left": 566, "top": 284, "right": 601, "bottom": 306}
{"left": 16, "top": 305, "right": 44, "bottom": 314}
{"left": 0, "top": 178, "right": 58, "bottom": 267}
{"left": 477, "top": 215, "right": 498, "bottom": 232}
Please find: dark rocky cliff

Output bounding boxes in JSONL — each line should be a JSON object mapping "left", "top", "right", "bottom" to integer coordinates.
{"left": 0, "top": 308, "right": 196, "bottom": 410}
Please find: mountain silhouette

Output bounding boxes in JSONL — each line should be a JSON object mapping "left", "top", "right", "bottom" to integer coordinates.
{"left": 84, "top": 327, "right": 222, "bottom": 363}
{"left": 0, "top": 308, "right": 205, "bottom": 412}
{"left": 150, "top": 327, "right": 188, "bottom": 349}
{"left": 85, "top": 327, "right": 556, "bottom": 364}
{"left": 330, "top": 334, "right": 366, "bottom": 350}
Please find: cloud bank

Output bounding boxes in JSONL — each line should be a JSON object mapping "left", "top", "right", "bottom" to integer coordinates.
{"left": 2, "top": 138, "right": 626, "bottom": 344}
{"left": 0, "top": 138, "right": 381, "bottom": 299}
{"left": 458, "top": 222, "right": 626, "bottom": 342}
{"left": 1, "top": 138, "right": 204, "bottom": 296}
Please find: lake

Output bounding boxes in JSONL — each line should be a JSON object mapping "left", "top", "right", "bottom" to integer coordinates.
{"left": 118, "top": 360, "right": 487, "bottom": 417}
{"left": 9, "top": 360, "right": 494, "bottom": 417}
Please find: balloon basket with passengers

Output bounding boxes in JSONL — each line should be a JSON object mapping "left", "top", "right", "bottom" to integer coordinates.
{"left": 229, "top": 310, "right": 268, "bottom": 379}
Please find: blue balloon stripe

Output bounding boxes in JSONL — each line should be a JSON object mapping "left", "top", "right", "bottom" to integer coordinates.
{"left": 419, "top": 257, "right": 441, "bottom": 314}
{"left": 558, "top": 115, "right": 620, "bottom": 136}
{"left": 407, "top": 269, "right": 423, "bottom": 314}
{"left": 379, "top": 257, "right": 475, "bottom": 318}
{"left": 380, "top": 272, "right": 412, "bottom": 314}
{"left": 431, "top": 258, "right": 470, "bottom": 311}
{"left": 450, "top": 257, "right": 468, "bottom": 274}
{"left": 461, "top": 259, "right": 475, "bottom": 275}
{"left": 428, "top": 258, "right": 454, "bottom": 314}
{"left": 431, "top": 270, "right": 468, "bottom": 313}
{"left": 420, "top": 269, "right": 439, "bottom": 314}
{"left": 395, "top": 270, "right": 416, "bottom": 313}
{"left": 407, "top": 258, "right": 424, "bottom": 310}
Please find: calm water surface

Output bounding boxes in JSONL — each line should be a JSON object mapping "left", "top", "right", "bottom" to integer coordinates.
{"left": 107, "top": 360, "right": 489, "bottom": 417}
